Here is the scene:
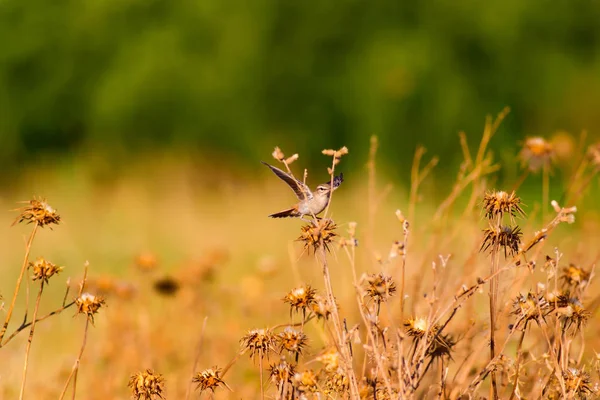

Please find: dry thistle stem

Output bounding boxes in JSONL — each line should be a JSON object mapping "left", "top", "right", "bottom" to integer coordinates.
{"left": 13, "top": 198, "right": 60, "bottom": 227}
{"left": 363, "top": 273, "right": 397, "bottom": 305}
{"left": 298, "top": 219, "right": 337, "bottom": 253}
{"left": 240, "top": 328, "right": 275, "bottom": 361}
{"left": 283, "top": 285, "right": 317, "bottom": 315}
{"left": 128, "top": 369, "right": 165, "bottom": 400}
{"left": 520, "top": 137, "right": 554, "bottom": 172}
{"left": 481, "top": 225, "right": 522, "bottom": 257}
{"left": 29, "top": 257, "right": 63, "bottom": 284}
{"left": 75, "top": 293, "right": 105, "bottom": 325}
{"left": 482, "top": 190, "right": 525, "bottom": 220}
{"left": 193, "top": 367, "right": 227, "bottom": 393}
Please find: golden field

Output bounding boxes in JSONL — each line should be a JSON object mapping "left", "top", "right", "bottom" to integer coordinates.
{"left": 1, "top": 116, "right": 600, "bottom": 399}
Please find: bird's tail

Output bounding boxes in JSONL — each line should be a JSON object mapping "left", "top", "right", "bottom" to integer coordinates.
{"left": 269, "top": 208, "right": 299, "bottom": 218}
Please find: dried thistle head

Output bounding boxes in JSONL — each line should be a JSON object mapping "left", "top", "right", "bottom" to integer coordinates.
{"left": 193, "top": 367, "right": 226, "bottom": 393}
{"left": 240, "top": 328, "right": 275, "bottom": 361}
{"left": 13, "top": 198, "right": 60, "bottom": 228}
{"left": 283, "top": 285, "right": 316, "bottom": 315}
{"left": 29, "top": 257, "right": 63, "bottom": 284}
{"left": 511, "top": 292, "right": 546, "bottom": 327}
{"left": 298, "top": 219, "right": 337, "bottom": 253}
{"left": 324, "top": 368, "right": 349, "bottom": 395}
{"left": 128, "top": 369, "right": 165, "bottom": 400}
{"left": 556, "top": 296, "right": 590, "bottom": 334}
{"left": 317, "top": 348, "right": 340, "bottom": 372}
{"left": 269, "top": 360, "right": 295, "bottom": 385}
{"left": 293, "top": 370, "right": 319, "bottom": 393}
{"left": 545, "top": 367, "right": 593, "bottom": 398}
{"left": 519, "top": 137, "right": 554, "bottom": 172}
{"left": 404, "top": 317, "right": 432, "bottom": 339}
{"left": 75, "top": 293, "right": 105, "bottom": 324}
{"left": 481, "top": 225, "right": 522, "bottom": 257}
{"left": 561, "top": 263, "right": 591, "bottom": 289}
{"left": 363, "top": 273, "right": 396, "bottom": 305}
{"left": 277, "top": 327, "right": 308, "bottom": 357}
{"left": 482, "top": 191, "right": 525, "bottom": 221}
{"left": 311, "top": 294, "right": 334, "bottom": 321}
{"left": 427, "top": 333, "right": 455, "bottom": 361}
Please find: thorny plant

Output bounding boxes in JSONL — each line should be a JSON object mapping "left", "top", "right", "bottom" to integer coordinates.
{"left": 4, "top": 110, "right": 600, "bottom": 400}
{"left": 0, "top": 199, "right": 102, "bottom": 400}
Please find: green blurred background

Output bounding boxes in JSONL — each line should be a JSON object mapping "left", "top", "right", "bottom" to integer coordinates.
{"left": 1, "top": 0, "right": 599, "bottom": 179}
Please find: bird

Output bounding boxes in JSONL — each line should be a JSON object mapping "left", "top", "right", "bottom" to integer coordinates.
{"left": 262, "top": 161, "right": 343, "bottom": 219}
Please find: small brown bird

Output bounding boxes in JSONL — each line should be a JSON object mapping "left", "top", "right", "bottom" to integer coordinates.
{"left": 262, "top": 162, "right": 343, "bottom": 219}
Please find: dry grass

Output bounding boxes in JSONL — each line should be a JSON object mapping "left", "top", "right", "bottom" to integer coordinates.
{"left": 1, "top": 111, "right": 600, "bottom": 399}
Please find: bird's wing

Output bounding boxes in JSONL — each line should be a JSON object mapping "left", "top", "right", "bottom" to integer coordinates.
{"left": 261, "top": 162, "right": 313, "bottom": 200}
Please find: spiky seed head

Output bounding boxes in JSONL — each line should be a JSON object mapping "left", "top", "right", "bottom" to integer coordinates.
{"left": 482, "top": 191, "right": 525, "bottom": 221}
{"left": 298, "top": 219, "right": 337, "bottom": 253}
{"left": 404, "top": 317, "right": 431, "bottom": 339}
{"left": 269, "top": 360, "right": 295, "bottom": 385}
{"left": 193, "top": 367, "right": 226, "bottom": 393}
{"left": 75, "top": 293, "right": 105, "bottom": 325}
{"left": 311, "top": 294, "right": 334, "bottom": 321}
{"left": 324, "top": 369, "right": 349, "bottom": 395}
{"left": 556, "top": 297, "right": 590, "bottom": 334}
{"left": 128, "top": 369, "right": 165, "bottom": 400}
{"left": 561, "top": 263, "right": 591, "bottom": 288}
{"left": 317, "top": 348, "right": 340, "bottom": 372}
{"left": 29, "top": 257, "right": 63, "bottom": 284}
{"left": 240, "top": 328, "right": 275, "bottom": 361}
{"left": 13, "top": 198, "right": 60, "bottom": 228}
{"left": 277, "top": 327, "right": 308, "bottom": 357}
{"left": 427, "top": 333, "right": 456, "bottom": 361}
{"left": 283, "top": 285, "right": 317, "bottom": 314}
{"left": 363, "top": 273, "right": 397, "bottom": 304}
{"left": 511, "top": 292, "right": 545, "bottom": 326}
{"left": 293, "top": 370, "right": 319, "bottom": 393}
{"left": 481, "top": 225, "right": 522, "bottom": 257}
{"left": 519, "top": 137, "right": 554, "bottom": 172}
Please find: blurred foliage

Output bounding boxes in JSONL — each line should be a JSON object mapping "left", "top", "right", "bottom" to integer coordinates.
{"left": 1, "top": 0, "right": 600, "bottom": 174}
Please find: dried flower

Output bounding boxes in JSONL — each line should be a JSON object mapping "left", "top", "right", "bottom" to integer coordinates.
{"left": 404, "top": 317, "right": 430, "bottom": 339}
{"left": 482, "top": 191, "right": 525, "bottom": 221}
{"left": 29, "top": 257, "right": 63, "bottom": 284}
{"left": 277, "top": 327, "right": 308, "bottom": 358}
{"left": 324, "top": 369, "right": 349, "bottom": 395}
{"left": 555, "top": 297, "right": 590, "bottom": 334}
{"left": 481, "top": 225, "right": 522, "bottom": 257}
{"left": 293, "top": 370, "right": 319, "bottom": 393}
{"left": 269, "top": 360, "right": 295, "bottom": 386}
{"left": 75, "top": 293, "right": 105, "bottom": 324}
{"left": 283, "top": 285, "right": 316, "bottom": 316}
{"left": 193, "top": 367, "right": 226, "bottom": 393}
{"left": 298, "top": 219, "right": 337, "bottom": 253}
{"left": 511, "top": 292, "right": 545, "bottom": 326}
{"left": 520, "top": 137, "right": 554, "bottom": 172}
{"left": 317, "top": 348, "right": 340, "bottom": 372}
{"left": 240, "top": 328, "right": 275, "bottom": 361}
{"left": 561, "top": 263, "right": 591, "bottom": 289}
{"left": 128, "top": 369, "right": 165, "bottom": 400}
{"left": 13, "top": 198, "right": 60, "bottom": 228}
{"left": 363, "top": 273, "right": 396, "bottom": 305}
{"left": 311, "top": 294, "right": 334, "bottom": 321}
